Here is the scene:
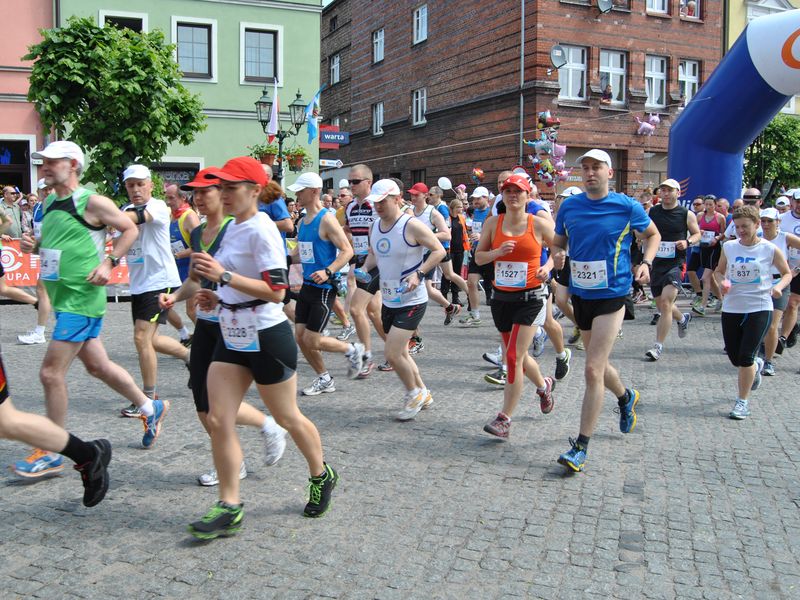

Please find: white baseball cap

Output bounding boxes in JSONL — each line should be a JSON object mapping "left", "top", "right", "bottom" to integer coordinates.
{"left": 659, "top": 178, "right": 681, "bottom": 190}
{"left": 338, "top": 178, "right": 350, "bottom": 189}
{"left": 558, "top": 186, "right": 583, "bottom": 197}
{"left": 123, "top": 164, "right": 151, "bottom": 181}
{"left": 776, "top": 196, "right": 789, "bottom": 207}
{"left": 287, "top": 172, "right": 324, "bottom": 192}
{"left": 760, "top": 207, "right": 780, "bottom": 220}
{"left": 32, "top": 140, "right": 85, "bottom": 169}
{"left": 470, "top": 186, "right": 489, "bottom": 198}
{"left": 365, "top": 179, "right": 401, "bottom": 203}
{"left": 576, "top": 149, "right": 612, "bottom": 168}
{"left": 37, "top": 178, "right": 48, "bottom": 190}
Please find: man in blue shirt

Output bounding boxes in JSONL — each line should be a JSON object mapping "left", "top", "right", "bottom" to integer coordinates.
{"left": 551, "top": 149, "right": 660, "bottom": 473}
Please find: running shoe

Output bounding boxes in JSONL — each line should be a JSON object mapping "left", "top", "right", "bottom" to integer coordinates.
{"left": 17, "top": 329, "right": 45, "bottom": 344}
{"left": 357, "top": 359, "right": 375, "bottom": 379}
{"left": 752, "top": 357, "right": 764, "bottom": 391}
{"left": 459, "top": 313, "right": 482, "bottom": 326}
{"left": 552, "top": 307, "right": 564, "bottom": 320}
{"left": 188, "top": 501, "right": 244, "bottom": 539}
{"left": 408, "top": 337, "right": 424, "bottom": 355}
{"left": 482, "top": 345, "right": 502, "bottom": 367}
{"left": 786, "top": 323, "right": 799, "bottom": 348}
{"left": 262, "top": 428, "right": 287, "bottom": 466}
{"left": 483, "top": 412, "right": 510, "bottom": 438}
{"left": 304, "top": 463, "right": 338, "bottom": 518}
{"left": 691, "top": 296, "right": 703, "bottom": 311}
{"left": 707, "top": 297, "right": 720, "bottom": 311}
{"left": 531, "top": 329, "right": 548, "bottom": 357}
{"left": 421, "top": 389, "right": 433, "bottom": 410}
{"left": 396, "top": 388, "right": 426, "bottom": 421}
{"left": 302, "top": 376, "right": 336, "bottom": 396}
{"left": 444, "top": 303, "right": 461, "bottom": 326}
{"left": 141, "top": 399, "right": 169, "bottom": 449}
{"left": 537, "top": 376, "right": 555, "bottom": 414}
{"left": 180, "top": 335, "right": 193, "bottom": 348}
{"left": 336, "top": 324, "right": 356, "bottom": 341}
{"left": 649, "top": 313, "right": 660, "bottom": 326}
{"left": 775, "top": 336, "right": 786, "bottom": 356}
{"left": 762, "top": 360, "right": 775, "bottom": 376}
{"left": 557, "top": 438, "right": 587, "bottom": 472}
{"left": 631, "top": 290, "right": 645, "bottom": 304}
{"left": 617, "top": 328, "right": 624, "bottom": 339}
{"left": 484, "top": 368, "right": 507, "bottom": 385}
{"left": 567, "top": 327, "right": 581, "bottom": 345}
{"left": 691, "top": 303, "right": 705, "bottom": 317}
{"left": 677, "top": 313, "right": 692, "bottom": 339}
{"left": 13, "top": 449, "right": 64, "bottom": 478}
{"left": 575, "top": 337, "right": 585, "bottom": 351}
{"left": 346, "top": 342, "right": 365, "bottom": 379}
{"left": 729, "top": 399, "right": 750, "bottom": 420}
{"left": 330, "top": 315, "right": 343, "bottom": 326}
{"left": 120, "top": 403, "right": 142, "bottom": 418}
{"left": 554, "top": 348, "right": 572, "bottom": 381}
{"left": 321, "top": 328, "right": 331, "bottom": 337}
{"left": 74, "top": 439, "right": 112, "bottom": 507}
{"left": 618, "top": 389, "right": 639, "bottom": 434}
{"left": 377, "top": 359, "right": 394, "bottom": 372}
{"left": 198, "top": 461, "right": 247, "bottom": 487}
{"left": 645, "top": 345, "right": 662, "bottom": 361}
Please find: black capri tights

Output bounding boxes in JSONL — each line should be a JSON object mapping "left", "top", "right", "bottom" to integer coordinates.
{"left": 721, "top": 311, "right": 772, "bottom": 368}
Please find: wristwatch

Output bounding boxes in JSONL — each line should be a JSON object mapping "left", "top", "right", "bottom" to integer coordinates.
{"left": 416, "top": 269, "right": 426, "bottom": 280}
{"left": 641, "top": 259, "right": 653, "bottom": 269}
{"left": 324, "top": 267, "right": 333, "bottom": 279}
{"left": 106, "top": 254, "right": 120, "bottom": 268}
{"left": 219, "top": 270, "right": 233, "bottom": 286}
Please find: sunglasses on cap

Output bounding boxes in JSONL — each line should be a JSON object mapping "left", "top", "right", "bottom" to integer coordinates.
{"left": 743, "top": 194, "right": 761, "bottom": 200}
{"left": 348, "top": 178, "right": 367, "bottom": 185}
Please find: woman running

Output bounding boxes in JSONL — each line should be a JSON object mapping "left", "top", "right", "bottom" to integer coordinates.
{"left": 694, "top": 196, "right": 725, "bottom": 315}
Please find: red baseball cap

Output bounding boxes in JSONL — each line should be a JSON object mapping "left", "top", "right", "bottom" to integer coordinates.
{"left": 409, "top": 182, "right": 429, "bottom": 195}
{"left": 500, "top": 174, "right": 532, "bottom": 193}
{"left": 203, "top": 156, "right": 269, "bottom": 186}
{"left": 181, "top": 167, "right": 222, "bottom": 190}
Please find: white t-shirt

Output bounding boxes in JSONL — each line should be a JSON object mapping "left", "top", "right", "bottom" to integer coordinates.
{"left": 779, "top": 211, "right": 800, "bottom": 268}
{"left": 721, "top": 239, "right": 776, "bottom": 314}
{"left": 124, "top": 198, "right": 181, "bottom": 294}
{"left": 214, "top": 212, "right": 288, "bottom": 330}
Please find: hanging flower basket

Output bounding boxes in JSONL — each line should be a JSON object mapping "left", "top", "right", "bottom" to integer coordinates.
{"left": 259, "top": 153, "right": 277, "bottom": 166}
{"left": 247, "top": 142, "right": 279, "bottom": 166}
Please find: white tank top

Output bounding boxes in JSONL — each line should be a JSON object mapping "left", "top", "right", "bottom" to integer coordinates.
{"left": 414, "top": 205, "right": 435, "bottom": 231}
{"left": 370, "top": 213, "right": 427, "bottom": 308}
{"left": 722, "top": 239, "right": 776, "bottom": 314}
{"left": 765, "top": 232, "right": 788, "bottom": 276}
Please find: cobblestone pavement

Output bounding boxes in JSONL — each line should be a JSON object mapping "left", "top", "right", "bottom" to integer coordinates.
{"left": 1, "top": 299, "right": 799, "bottom": 599}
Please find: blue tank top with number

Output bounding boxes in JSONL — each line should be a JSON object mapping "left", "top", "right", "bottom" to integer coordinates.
{"left": 298, "top": 210, "right": 337, "bottom": 289}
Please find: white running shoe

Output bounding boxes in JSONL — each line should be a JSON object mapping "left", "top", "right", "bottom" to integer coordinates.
{"left": 261, "top": 427, "right": 287, "bottom": 466}
{"left": 396, "top": 389, "right": 425, "bottom": 421}
{"left": 198, "top": 461, "right": 247, "bottom": 486}
{"left": 17, "top": 330, "right": 46, "bottom": 345}
{"left": 482, "top": 345, "right": 503, "bottom": 367}
{"left": 347, "top": 342, "right": 366, "bottom": 379}
{"left": 302, "top": 376, "right": 336, "bottom": 396}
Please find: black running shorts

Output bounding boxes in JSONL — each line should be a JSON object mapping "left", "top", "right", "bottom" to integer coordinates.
{"left": 650, "top": 265, "right": 683, "bottom": 298}
{"left": 295, "top": 284, "right": 337, "bottom": 333}
{"left": 212, "top": 320, "right": 297, "bottom": 385}
{"left": 131, "top": 287, "right": 173, "bottom": 324}
{"left": 571, "top": 295, "right": 626, "bottom": 332}
{"left": 381, "top": 302, "right": 426, "bottom": 334}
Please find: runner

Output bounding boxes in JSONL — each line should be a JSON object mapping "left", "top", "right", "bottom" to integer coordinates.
{"left": 14, "top": 141, "right": 169, "bottom": 478}
{"left": 361, "top": 179, "right": 445, "bottom": 421}
{"left": 119, "top": 165, "right": 190, "bottom": 417}
{"left": 158, "top": 168, "right": 288, "bottom": 486}
{"left": 447, "top": 197, "right": 471, "bottom": 307}
{"left": 287, "top": 172, "right": 364, "bottom": 396}
{"left": 550, "top": 186, "right": 583, "bottom": 350}
{"left": 186, "top": 156, "right": 337, "bottom": 539}
{"left": 644, "top": 179, "right": 701, "bottom": 361}
{"left": 779, "top": 190, "right": 800, "bottom": 348}
{"left": 713, "top": 205, "right": 792, "bottom": 419}
{"left": 551, "top": 149, "right": 660, "bottom": 472}
{"left": 475, "top": 174, "right": 556, "bottom": 438}
{"left": 459, "top": 185, "right": 493, "bottom": 326}
{"left": 164, "top": 182, "right": 200, "bottom": 344}
{"left": 692, "top": 195, "right": 725, "bottom": 316}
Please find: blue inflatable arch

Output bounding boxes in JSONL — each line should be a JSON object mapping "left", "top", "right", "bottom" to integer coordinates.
{"left": 668, "top": 9, "right": 800, "bottom": 202}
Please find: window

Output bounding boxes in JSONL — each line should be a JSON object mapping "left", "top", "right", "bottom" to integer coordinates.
{"left": 599, "top": 50, "right": 626, "bottom": 105}
{"left": 330, "top": 54, "right": 340, "bottom": 85}
{"left": 413, "top": 5, "right": 428, "bottom": 44}
{"left": 99, "top": 11, "right": 148, "bottom": 33}
{"left": 372, "top": 102, "right": 384, "bottom": 135}
{"left": 680, "top": 0, "right": 700, "bottom": 19}
{"left": 678, "top": 59, "right": 699, "bottom": 103}
{"left": 781, "top": 96, "right": 797, "bottom": 114}
{"left": 412, "top": 88, "right": 427, "bottom": 125}
{"left": 329, "top": 16, "right": 338, "bottom": 32}
{"left": 373, "top": 29, "right": 385, "bottom": 63}
{"left": 646, "top": 0, "right": 668, "bottom": 13}
{"left": 645, "top": 55, "right": 667, "bottom": 108}
{"left": 331, "top": 116, "right": 341, "bottom": 128}
{"left": 243, "top": 29, "right": 277, "bottom": 82}
{"left": 177, "top": 23, "right": 211, "bottom": 78}
{"left": 411, "top": 169, "right": 426, "bottom": 184}
{"left": 558, "top": 46, "right": 587, "bottom": 101}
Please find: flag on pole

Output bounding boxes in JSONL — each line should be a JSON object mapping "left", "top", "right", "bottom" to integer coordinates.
{"left": 267, "top": 79, "right": 280, "bottom": 143}
{"left": 305, "top": 84, "right": 327, "bottom": 144}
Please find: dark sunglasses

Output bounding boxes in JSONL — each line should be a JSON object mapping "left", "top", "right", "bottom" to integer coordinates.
{"left": 348, "top": 178, "right": 366, "bottom": 185}
{"left": 743, "top": 195, "right": 761, "bottom": 200}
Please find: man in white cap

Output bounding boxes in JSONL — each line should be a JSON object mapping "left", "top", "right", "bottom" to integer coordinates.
{"left": 460, "top": 185, "right": 493, "bottom": 326}
{"left": 118, "top": 164, "right": 188, "bottom": 417}
{"left": 551, "top": 149, "right": 660, "bottom": 473}
{"left": 643, "top": 178, "right": 701, "bottom": 362}
{"left": 775, "top": 196, "right": 790, "bottom": 215}
{"left": 13, "top": 141, "right": 169, "bottom": 478}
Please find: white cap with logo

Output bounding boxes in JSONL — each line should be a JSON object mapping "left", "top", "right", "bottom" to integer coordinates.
{"left": 760, "top": 207, "right": 780, "bottom": 220}
{"left": 776, "top": 196, "right": 789, "bottom": 207}
{"left": 576, "top": 149, "right": 612, "bottom": 168}
{"left": 37, "top": 178, "right": 48, "bottom": 190}
{"left": 659, "top": 178, "right": 681, "bottom": 190}
{"left": 123, "top": 164, "right": 152, "bottom": 181}
{"left": 32, "top": 141, "right": 85, "bottom": 169}
{"left": 287, "top": 172, "right": 324, "bottom": 192}
{"left": 365, "top": 179, "right": 401, "bottom": 203}
{"left": 471, "top": 186, "right": 489, "bottom": 198}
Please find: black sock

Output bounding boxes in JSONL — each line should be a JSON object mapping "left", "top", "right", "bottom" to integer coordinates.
{"left": 617, "top": 390, "right": 629, "bottom": 406}
{"left": 60, "top": 434, "right": 95, "bottom": 466}
{"left": 576, "top": 434, "right": 590, "bottom": 449}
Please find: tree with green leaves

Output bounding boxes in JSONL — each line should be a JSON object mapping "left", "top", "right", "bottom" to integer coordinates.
{"left": 744, "top": 113, "right": 800, "bottom": 198}
{"left": 25, "top": 16, "right": 206, "bottom": 197}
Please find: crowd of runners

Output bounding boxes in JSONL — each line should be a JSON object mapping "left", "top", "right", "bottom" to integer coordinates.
{"left": 1, "top": 140, "right": 798, "bottom": 540}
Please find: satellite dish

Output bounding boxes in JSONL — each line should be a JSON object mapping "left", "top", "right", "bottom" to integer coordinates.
{"left": 437, "top": 177, "right": 453, "bottom": 191}
{"left": 549, "top": 45, "right": 567, "bottom": 71}
{"left": 597, "top": 0, "right": 613, "bottom": 13}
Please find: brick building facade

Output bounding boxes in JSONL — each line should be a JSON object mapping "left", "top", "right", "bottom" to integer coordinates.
{"left": 320, "top": 0, "right": 723, "bottom": 198}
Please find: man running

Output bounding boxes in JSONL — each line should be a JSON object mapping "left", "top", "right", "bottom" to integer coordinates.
{"left": 14, "top": 141, "right": 169, "bottom": 477}
{"left": 551, "top": 149, "right": 660, "bottom": 472}
{"left": 427, "top": 185, "right": 470, "bottom": 320}
{"left": 165, "top": 182, "right": 200, "bottom": 343}
{"left": 460, "top": 185, "right": 494, "bottom": 326}
{"left": 779, "top": 190, "right": 800, "bottom": 349}
{"left": 644, "top": 179, "right": 701, "bottom": 361}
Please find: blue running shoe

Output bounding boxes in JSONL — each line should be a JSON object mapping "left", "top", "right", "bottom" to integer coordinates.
{"left": 557, "top": 438, "right": 587, "bottom": 472}
{"left": 532, "top": 329, "right": 548, "bottom": 357}
{"left": 141, "top": 399, "right": 170, "bottom": 449}
{"left": 13, "top": 448, "right": 64, "bottom": 478}
{"left": 618, "top": 388, "right": 639, "bottom": 434}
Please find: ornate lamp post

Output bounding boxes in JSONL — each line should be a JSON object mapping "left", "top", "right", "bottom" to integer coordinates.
{"left": 255, "top": 86, "right": 307, "bottom": 184}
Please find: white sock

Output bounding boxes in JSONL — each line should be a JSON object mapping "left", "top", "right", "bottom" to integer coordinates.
{"left": 34, "top": 325, "right": 45, "bottom": 335}
{"left": 472, "top": 310, "right": 480, "bottom": 319}
{"left": 179, "top": 326, "right": 190, "bottom": 339}
{"left": 319, "top": 371, "right": 331, "bottom": 381}
{"left": 261, "top": 415, "right": 284, "bottom": 435}
{"left": 655, "top": 342, "right": 663, "bottom": 350}
{"left": 365, "top": 350, "right": 372, "bottom": 360}
{"left": 139, "top": 399, "right": 154, "bottom": 417}
{"left": 556, "top": 351, "right": 567, "bottom": 360}
{"left": 346, "top": 344, "right": 356, "bottom": 357}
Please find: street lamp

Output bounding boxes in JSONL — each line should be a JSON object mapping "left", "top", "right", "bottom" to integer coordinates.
{"left": 255, "top": 86, "right": 307, "bottom": 183}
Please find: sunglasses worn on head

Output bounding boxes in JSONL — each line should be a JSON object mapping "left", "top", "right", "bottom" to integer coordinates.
{"left": 348, "top": 179, "right": 366, "bottom": 185}
{"left": 743, "top": 195, "right": 761, "bottom": 200}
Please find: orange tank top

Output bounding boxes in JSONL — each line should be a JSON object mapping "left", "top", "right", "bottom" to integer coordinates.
{"left": 491, "top": 214, "right": 543, "bottom": 291}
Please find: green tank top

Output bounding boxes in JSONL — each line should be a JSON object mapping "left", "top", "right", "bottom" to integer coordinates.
{"left": 39, "top": 188, "right": 107, "bottom": 318}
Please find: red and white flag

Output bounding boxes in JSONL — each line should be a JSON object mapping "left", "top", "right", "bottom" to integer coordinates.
{"left": 267, "top": 79, "right": 279, "bottom": 143}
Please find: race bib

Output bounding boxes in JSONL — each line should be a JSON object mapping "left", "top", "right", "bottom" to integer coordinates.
{"left": 380, "top": 278, "right": 403, "bottom": 305}
{"left": 127, "top": 239, "right": 144, "bottom": 264}
{"left": 170, "top": 240, "right": 185, "bottom": 256}
{"left": 196, "top": 305, "right": 220, "bottom": 323}
{"left": 700, "top": 230, "right": 715, "bottom": 245}
{"left": 39, "top": 248, "right": 61, "bottom": 281}
{"left": 656, "top": 241, "right": 677, "bottom": 259}
{"left": 219, "top": 309, "right": 260, "bottom": 352}
{"left": 33, "top": 221, "right": 42, "bottom": 240}
{"left": 571, "top": 259, "right": 609, "bottom": 290}
{"left": 353, "top": 235, "right": 369, "bottom": 256}
{"left": 299, "top": 241, "right": 315, "bottom": 264}
{"left": 494, "top": 261, "right": 527, "bottom": 288}
{"left": 730, "top": 262, "right": 761, "bottom": 285}
{"left": 472, "top": 221, "right": 483, "bottom": 234}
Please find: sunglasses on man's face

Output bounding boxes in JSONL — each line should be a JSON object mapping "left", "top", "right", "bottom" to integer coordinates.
{"left": 348, "top": 179, "right": 366, "bottom": 185}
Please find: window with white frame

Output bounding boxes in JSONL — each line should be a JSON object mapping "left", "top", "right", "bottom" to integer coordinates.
{"left": 680, "top": 0, "right": 700, "bottom": 19}
{"left": 412, "top": 88, "right": 427, "bottom": 125}
{"left": 330, "top": 53, "right": 340, "bottom": 85}
{"left": 647, "top": 0, "right": 669, "bottom": 13}
{"left": 373, "top": 29, "right": 384, "bottom": 63}
{"left": 372, "top": 102, "right": 384, "bottom": 135}
{"left": 599, "top": 50, "right": 626, "bottom": 105}
{"left": 678, "top": 59, "right": 699, "bottom": 103}
{"left": 173, "top": 17, "right": 217, "bottom": 81}
{"left": 100, "top": 11, "right": 148, "bottom": 32}
{"left": 413, "top": 5, "right": 428, "bottom": 44}
{"left": 645, "top": 55, "right": 667, "bottom": 108}
{"left": 558, "top": 46, "right": 587, "bottom": 101}
{"left": 781, "top": 96, "right": 796, "bottom": 114}
{"left": 243, "top": 28, "right": 277, "bottom": 82}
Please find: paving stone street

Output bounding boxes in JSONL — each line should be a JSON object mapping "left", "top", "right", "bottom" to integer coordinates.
{"left": 1, "top": 298, "right": 800, "bottom": 599}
